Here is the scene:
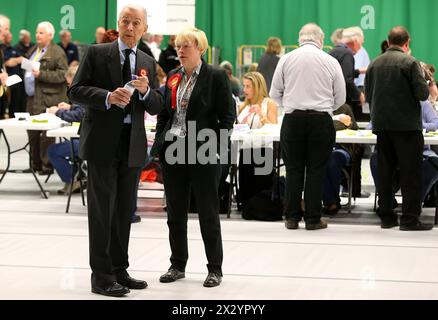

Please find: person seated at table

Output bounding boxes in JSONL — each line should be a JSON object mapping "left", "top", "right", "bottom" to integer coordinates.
{"left": 370, "top": 99, "right": 438, "bottom": 209}
{"left": 322, "top": 104, "right": 361, "bottom": 216}
{"left": 237, "top": 72, "right": 278, "bottom": 210}
{"left": 47, "top": 65, "right": 85, "bottom": 195}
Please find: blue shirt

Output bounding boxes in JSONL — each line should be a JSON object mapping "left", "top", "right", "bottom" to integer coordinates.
{"left": 354, "top": 47, "right": 370, "bottom": 87}
{"left": 24, "top": 46, "right": 48, "bottom": 97}
{"left": 3, "top": 45, "right": 21, "bottom": 76}
{"left": 105, "top": 38, "right": 150, "bottom": 124}
{"left": 58, "top": 42, "right": 79, "bottom": 65}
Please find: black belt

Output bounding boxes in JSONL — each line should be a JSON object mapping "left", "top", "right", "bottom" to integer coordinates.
{"left": 291, "top": 109, "right": 328, "bottom": 116}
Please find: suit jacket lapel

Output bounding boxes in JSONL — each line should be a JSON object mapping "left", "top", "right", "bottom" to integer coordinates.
{"left": 187, "top": 62, "right": 208, "bottom": 118}
{"left": 107, "top": 41, "right": 123, "bottom": 88}
{"left": 134, "top": 50, "right": 144, "bottom": 78}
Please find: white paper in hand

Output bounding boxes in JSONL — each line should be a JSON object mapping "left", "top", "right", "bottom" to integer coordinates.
{"left": 21, "top": 58, "right": 41, "bottom": 72}
{"left": 6, "top": 74, "right": 22, "bottom": 87}
{"left": 21, "top": 58, "right": 33, "bottom": 72}
{"left": 116, "top": 81, "right": 136, "bottom": 108}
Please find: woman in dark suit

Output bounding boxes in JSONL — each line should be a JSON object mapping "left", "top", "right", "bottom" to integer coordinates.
{"left": 151, "top": 28, "right": 235, "bottom": 288}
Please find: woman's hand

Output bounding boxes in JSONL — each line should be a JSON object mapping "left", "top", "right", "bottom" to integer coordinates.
{"left": 249, "top": 104, "right": 262, "bottom": 115}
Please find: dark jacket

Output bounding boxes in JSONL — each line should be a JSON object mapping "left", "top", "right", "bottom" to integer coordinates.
{"left": 137, "top": 40, "right": 154, "bottom": 59}
{"left": 257, "top": 53, "right": 280, "bottom": 93}
{"left": 329, "top": 44, "right": 361, "bottom": 104}
{"left": 151, "top": 62, "right": 236, "bottom": 158}
{"left": 14, "top": 41, "right": 34, "bottom": 56}
{"left": 55, "top": 103, "right": 85, "bottom": 123}
{"left": 365, "top": 47, "right": 429, "bottom": 132}
{"left": 26, "top": 43, "right": 68, "bottom": 114}
{"left": 158, "top": 45, "right": 179, "bottom": 74}
{"left": 333, "top": 104, "right": 361, "bottom": 160}
{"left": 68, "top": 41, "right": 164, "bottom": 167}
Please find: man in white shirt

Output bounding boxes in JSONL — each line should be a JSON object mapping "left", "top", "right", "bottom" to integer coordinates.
{"left": 270, "top": 23, "right": 346, "bottom": 230}
{"left": 352, "top": 26, "right": 370, "bottom": 89}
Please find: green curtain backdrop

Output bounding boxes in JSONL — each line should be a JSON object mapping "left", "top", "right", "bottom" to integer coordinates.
{"left": 195, "top": 0, "right": 438, "bottom": 69}
{"left": 0, "top": 0, "right": 110, "bottom": 44}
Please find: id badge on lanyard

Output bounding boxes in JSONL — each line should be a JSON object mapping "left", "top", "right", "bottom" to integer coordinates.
{"left": 170, "top": 75, "right": 195, "bottom": 138}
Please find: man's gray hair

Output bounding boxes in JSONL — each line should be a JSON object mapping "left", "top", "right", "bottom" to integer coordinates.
{"left": 118, "top": 4, "right": 148, "bottom": 25}
{"left": 298, "top": 23, "right": 324, "bottom": 47}
{"left": 37, "top": 21, "right": 55, "bottom": 39}
{"left": 19, "top": 29, "right": 31, "bottom": 38}
{"left": 0, "top": 15, "right": 10, "bottom": 28}
{"left": 59, "top": 29, "right": 71, "bottom": 37}
{"left": 342, "top": 27, "right": 359, "bottom": 44}
{"left": 330, "top": 28, "right": 344, "bottom": 46}
{"left": 220, "top": 61, "right": 233, "bottom": 74}
{"left": 350, "top": 26, "right": 364, "bottom": 40}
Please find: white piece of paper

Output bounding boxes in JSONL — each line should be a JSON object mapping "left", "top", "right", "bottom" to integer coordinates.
{"left": 362, "top": 102, "right": 370, "bottom": 114}
{"left": 116, "top": 80, "right": 136, "bottom": 108}
{"left": 6, "top": 74, "right": 22, "bottom": 87}
{"left": 21, "top": 58, "right": 40, "bottom": 72}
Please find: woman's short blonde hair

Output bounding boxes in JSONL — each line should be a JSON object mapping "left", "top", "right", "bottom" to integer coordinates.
{"left": 176, "top": 27, "right": 209, "bottom": 55}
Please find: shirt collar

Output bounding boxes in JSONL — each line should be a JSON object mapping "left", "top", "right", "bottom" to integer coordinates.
{"left": 182, "top": 61, "right": 203, "bottom": 77}
{"left": 300, "top": 42, "right": 321, "bottom": 49}
{"left": 387, "top": 46, "right": 405, "bottom": 53}
{"left": 37, "top": 46, "right": 48, "bottom": 53}
{"left": 118, "top": 38, "right": 137, "bottom": 55}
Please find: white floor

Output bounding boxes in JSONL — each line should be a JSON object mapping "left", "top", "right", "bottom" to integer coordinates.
{"left": 1, "top": 128, "right": 438, "bottom": 300}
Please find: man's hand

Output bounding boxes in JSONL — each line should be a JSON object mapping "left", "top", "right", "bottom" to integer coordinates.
{"left": 132, "top": 76, "right": 149, "bottom": 95}
{"left": 0, "top": 72, "right": 7, "bottom": 86}
{"left": 32, "top": 70, "right": 41, "bottom": 78}
{"left": 108, "top": 88, "right": 132, "bottom": 107}
{"left": 338, "top": 114, "right": 352, "bottom": 127}
{"left": 47, "top": 106, "right": 59, "bottom": 114}
{"left": 359, "top": 67, "right": 367, "bottom": 74}
{"left": 58, "top": 102, "right": 71, "bottom": 110}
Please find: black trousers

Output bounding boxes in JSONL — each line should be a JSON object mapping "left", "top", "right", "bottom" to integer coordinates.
{"left": 376, "top": 131, "right": 424, "bottom": 225}
{"left": 161, "top": 160, "right": 223, "bottom": 275}
{"left": 281, "top": 111, "right": 335, "bottom": 223}
{"left": 8, "top": 82, "right": 27, "bottom": 117}
{"left": 87, "top": 125, "right": 140, "bottom": 285}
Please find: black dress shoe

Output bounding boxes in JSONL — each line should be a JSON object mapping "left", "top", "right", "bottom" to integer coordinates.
{"left": 203, "top": 272, "right": 222, "bottom": 288}
{"left": 305, "top": 219, "right": 328, "bottom": 230}
{"left": 116, "top": 275, "right": 148, "bottom": 289}
{"left": 131, "top": 214, "right": 141, "bottom": 224}
{"left": 285, "top": 219, "right": 299, "bottom": 230}
{"left": 91, "top": 282, "right": 130, "bottom": 297}
{"left": 381, "top": 219, "right": 399, "bottom": 229}
{"left": 400, "top": 220, "right": 434, "bottom": 231}
{"left": 159, "top": 268, "right": 185, "bottom": 283}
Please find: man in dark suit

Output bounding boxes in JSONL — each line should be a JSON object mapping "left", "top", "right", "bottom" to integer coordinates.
{"left": 137, "top": 32, "right": 154, "bottom": 59}
{"left": 68, "top": 4, "right": 164, "bottom": 297}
